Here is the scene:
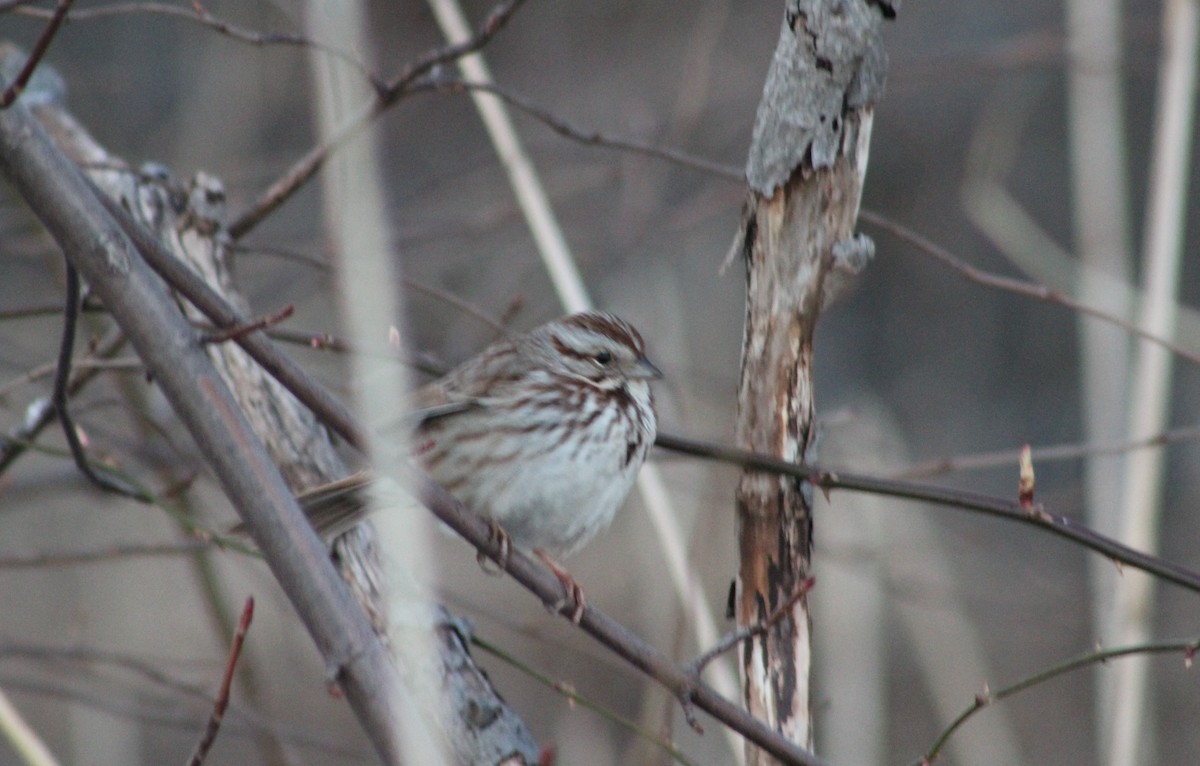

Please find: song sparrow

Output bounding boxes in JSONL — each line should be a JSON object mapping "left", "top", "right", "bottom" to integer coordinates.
{"left": 299, "top": 310, "right": 661, "bottom": 620}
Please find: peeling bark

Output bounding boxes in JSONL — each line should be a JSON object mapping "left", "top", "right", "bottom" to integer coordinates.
{"left": 734, "top": 2, "right": 889, "bottom": 762}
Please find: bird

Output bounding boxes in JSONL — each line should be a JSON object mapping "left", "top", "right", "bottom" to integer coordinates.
{"left": 297, "top": 310, "right": 661, "bottom": 621}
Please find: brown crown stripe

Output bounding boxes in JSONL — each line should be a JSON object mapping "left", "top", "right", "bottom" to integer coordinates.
{"left": 561, "top": 312, "right": 645, "bottom": 354}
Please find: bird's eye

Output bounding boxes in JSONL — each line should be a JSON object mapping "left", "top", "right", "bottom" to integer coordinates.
{"left": 593, "top": 350, "right": 613, "bottom": 366}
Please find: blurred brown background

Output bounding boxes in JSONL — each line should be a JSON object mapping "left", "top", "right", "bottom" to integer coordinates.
{"left": 1, "top": 1, "right": 1198, "bottom": 764}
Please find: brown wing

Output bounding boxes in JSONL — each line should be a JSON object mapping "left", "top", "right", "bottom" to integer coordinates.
{"left": 235, "top": 339, "right": 518, "bottom": 542}
{"left": 295, "top": 470, "right": 376, "bottom": 541}
{"left": 406, "top": 338, "right": 520, "bottom": 427}
{"left": 227, "top": 471, "right": 373, "bottom": 543}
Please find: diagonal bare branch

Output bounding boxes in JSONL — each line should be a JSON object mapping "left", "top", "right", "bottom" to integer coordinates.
{"left": 655, "top": 431, "right": 1200, "bottom": 595}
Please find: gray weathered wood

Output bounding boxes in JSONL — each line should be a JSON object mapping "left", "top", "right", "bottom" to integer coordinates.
{"left": 734, "top": 2, "right": 888, "bottom": 762}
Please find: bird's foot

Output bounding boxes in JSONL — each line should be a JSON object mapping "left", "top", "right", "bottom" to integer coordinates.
{"left": 536, "top": 549, "right": 586, "bottom": 623}
{"left": 476, "top": 519, "right": 511, "bottom": 576}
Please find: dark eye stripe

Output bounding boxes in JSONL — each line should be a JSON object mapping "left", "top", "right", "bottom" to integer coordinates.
{"left": 550, "top": 333, "right": 594, "bottom": 361}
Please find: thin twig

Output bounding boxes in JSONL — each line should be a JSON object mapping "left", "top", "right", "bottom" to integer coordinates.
{"left": 0, "top": 304, "right": 63, "bottom": 321}
{"left": 225, "top": 96, "right": 381, "bottom": 240}
{"left": 653, "top": 431, "right": 1200, "bottom": 595}
{"left": 418, "top": 76, "right": 744, "bottom": 180}
{"left": 402, "top": 278, "right": 513, "bottom": 334}
{"left": 12, "top": 1, "right": 377, "bottom": 85}
{"left": 258, "top": 326, "right": 441, "bottom": 380}
{"left": 897, "top": 422, "right": 1200, "bottom": 479}
{"left": 916, "top": 636, "right": 1200, "bottom": 765}
{"left": 199, "top": 304, "right": 294, "bottom": 345}
{"left": 0, "top": 434, "right": 246, "bottom": 552}
{"left": 471, "top": 634, "right": 700, "bottom": 766}
{"left": 91, "top": 183, "right": 369, "bottom": 450}
{"left": 408, "top": 470, "right": 830, "bottom": 766}
{"left": 230, "top": 240, "right": 514, "bottom": 334}
{"left": 0, "top": 643, "right": 360, "bottom": 757}
{"left": 186, "top": 597, "right": 254, "bottom": 766}
{"left": 0, "top": 0, "right": 73, "bottom": 109}
{"left": 688, "top": 578, "right": 815, "bottom": 677}
{"left": 0, "top": 1, "right": 45, "bottom": 14}
{"left": 428, "top": 0, "right": 593, "bottom": 310}
{"left": 0, "top": 673, "right": 362, "bottom": 757}
{"left": 0, "top": 641, "right": 224, "bottom": 711}
{"left": 0, "top": 326, "right": 125, "bottom": 477}
{"left": 226, "top": 0, "right": 528, "bottom": 239}
{"left": 52, "top": 263, "right": 146, "bottom": 499}
{"left": 860, "top": 208, "right": 1200, "bottom": 366}
{"left": 0, "top": 301, "right": 106, "bottom": 322}
{"left": 0, "top": 356, "right": 142, "bottom": 400}
{"left": 225, "top": 240, "right": 329, "bottom": 268}
{"left": 0, "top": 541, "right": 206, "bottom": 569}
{"left": 263, "top": 326, "right": 351, "bottom": 353}
{"left": 382, "top": 0, "right": 527, "bottom": 96}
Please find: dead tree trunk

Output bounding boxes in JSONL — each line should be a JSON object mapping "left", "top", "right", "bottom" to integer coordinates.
{"left": 733, "top": 2, "right": 892, "bottom": 762}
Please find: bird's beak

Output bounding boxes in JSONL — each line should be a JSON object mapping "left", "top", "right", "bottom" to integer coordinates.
{"left": 629, "top": 355, "right": 663, "bottom": 380}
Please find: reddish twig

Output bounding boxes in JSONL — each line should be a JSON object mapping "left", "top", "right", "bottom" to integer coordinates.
{"left": 266, "top": 326, "right": 351, "bottom": 353}
{"left": 200, "top": 304, "right": 294, "bottom": 345}
{"left": 257, "top": 325, "right": 447, "bottom": 379}
{"left": 186, "top": 597, "right": 254, "bottom": 766}
{"left": 0, "top": 0, "right": 73, "bottom": 108}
